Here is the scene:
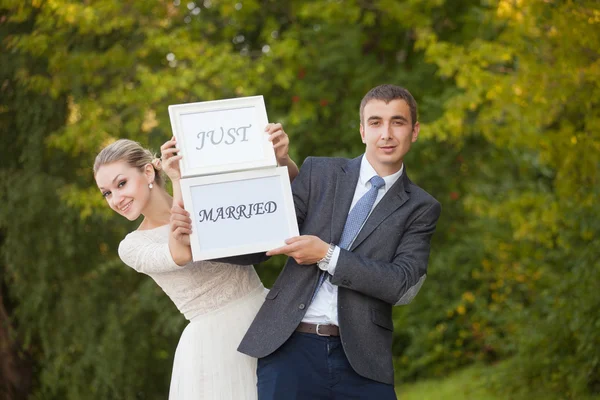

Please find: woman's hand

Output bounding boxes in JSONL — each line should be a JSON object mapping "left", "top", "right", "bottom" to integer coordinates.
{"left": 170, "top": 202, "right": 192, "bottom": 247}
{"left": 160, "top": 136, "right": 182, "bottom": 181}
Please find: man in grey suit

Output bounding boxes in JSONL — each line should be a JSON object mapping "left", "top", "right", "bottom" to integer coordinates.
{"left": 238, "top": 84, "right": 441, "bottom": 399}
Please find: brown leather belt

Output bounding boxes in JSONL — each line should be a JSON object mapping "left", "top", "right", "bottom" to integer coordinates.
{"left": 296, "top": 322, "right": 340, "bottom": 337}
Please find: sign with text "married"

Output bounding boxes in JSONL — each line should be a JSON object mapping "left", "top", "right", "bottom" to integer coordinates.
{"left": 180, "top": 167, "right": 298, "bottom": 261}
{"left": 197, "top": 201, "right": 278, "bottom": 223}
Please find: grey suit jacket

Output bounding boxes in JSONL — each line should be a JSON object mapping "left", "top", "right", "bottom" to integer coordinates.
{"left": 238, "top": 155, "right": 441, "bottom": 385}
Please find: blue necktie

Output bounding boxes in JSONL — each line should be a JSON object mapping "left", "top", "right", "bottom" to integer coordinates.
{"left": 312, "top": 175, "right": 386, "bottom": 300}
{"left": 338, "top": 175, "right": 386, "bottom": 250}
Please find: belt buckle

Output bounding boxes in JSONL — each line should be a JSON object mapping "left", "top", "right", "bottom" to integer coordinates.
{"left": 315, "top": 324, "right": 330, "bottom": 337}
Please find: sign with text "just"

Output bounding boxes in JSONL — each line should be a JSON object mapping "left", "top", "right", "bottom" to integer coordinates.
{"left": 168, "top": 96, "right": 277, "bottom": 178}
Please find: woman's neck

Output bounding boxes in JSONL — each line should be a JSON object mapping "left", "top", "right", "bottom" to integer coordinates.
{"left": 138, "top": 187, "right": 173, "bottom": 230}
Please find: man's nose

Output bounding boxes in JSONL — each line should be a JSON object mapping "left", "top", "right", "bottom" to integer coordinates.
{"left": 381, "top": 123, "right": 392, "bottom": 139}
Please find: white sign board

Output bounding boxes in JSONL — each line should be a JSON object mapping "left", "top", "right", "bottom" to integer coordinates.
{"left": 180, "top": 167, "right": 299, "bottom": 261}
{"left": 168, "top": 96, "right": 277, "bottom": 177}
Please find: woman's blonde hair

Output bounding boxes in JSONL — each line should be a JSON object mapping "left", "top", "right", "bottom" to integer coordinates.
{"left": 93, "top": 139, "right": 164, "bottom": 187}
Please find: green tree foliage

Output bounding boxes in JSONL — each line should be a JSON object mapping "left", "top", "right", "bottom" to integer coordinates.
{"left": 1, "top": 0, "right": 598, "bottom": 399}
{"left": 409, "top": 0, "right": 600, "bottom": 397}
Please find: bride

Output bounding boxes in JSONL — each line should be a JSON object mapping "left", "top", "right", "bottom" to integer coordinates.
{"left": 93, "top": 124, "right": 297, "bottom": 399}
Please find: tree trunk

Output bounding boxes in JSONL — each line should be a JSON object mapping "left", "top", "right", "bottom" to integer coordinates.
{"left": 0, "top": 282, "right": 33, "bottom": 400}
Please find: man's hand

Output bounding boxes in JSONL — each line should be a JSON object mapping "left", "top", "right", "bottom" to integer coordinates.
{"left": 265, "top": 123, "right": 291, "bottom": 165}
{"left": 266, "top": 235, "right": 329, "bottom": 265}
{"left": 170, "top": 202, "right": 192, "bottom": 246}
{"left": 265, "top": 122, "right": 299, "bottom": 181}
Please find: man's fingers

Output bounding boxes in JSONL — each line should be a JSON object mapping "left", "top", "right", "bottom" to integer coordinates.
{"left": 265, "top": 122, "right": 283, "bottom": 134}
{"left": 268, "top": 130, "right": 283, "bottom": 141}
{"left": 266, "top": 243, "right": 295, "bottom": 256}
{"left": 271, "top": 135, "right": 289, "bottom": 148}
{"left": 266, "top": 247, "right": 286, "bottom": 256}
{"left": 273, "top": 141, "right": 288, "bottom": 149}
{"left": 284, "top": 236, "right": 303, "bottom": 244}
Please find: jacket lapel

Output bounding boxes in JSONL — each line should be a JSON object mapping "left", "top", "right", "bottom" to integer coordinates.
{"left": 350, "top": 170, "right": 411, "bottom": 251}
{"left": 330, "top": 156, "right": 362, "bottom": 244}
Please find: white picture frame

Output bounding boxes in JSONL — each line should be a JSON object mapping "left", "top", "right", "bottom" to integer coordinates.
{"left": 168, "top": 95, "right": 277, "bottom": 178}
{"left": 180, "top": 166, "right": 299, "bottom": 261}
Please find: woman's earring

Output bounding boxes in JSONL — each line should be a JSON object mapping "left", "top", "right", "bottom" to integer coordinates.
{"left": 149, "top": 183, "right": 154, "bottom": 189}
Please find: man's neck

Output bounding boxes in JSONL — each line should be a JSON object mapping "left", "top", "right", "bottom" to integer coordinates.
{"left": 364, "top": 155, "right": 403, "bottom": 177}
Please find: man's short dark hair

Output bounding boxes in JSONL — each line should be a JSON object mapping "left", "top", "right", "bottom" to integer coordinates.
{"left": 359, "top": 84, "right": 418, "bottom": 127}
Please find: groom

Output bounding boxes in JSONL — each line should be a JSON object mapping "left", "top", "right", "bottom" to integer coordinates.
{"left": 238, "top": 84, "right": 441, "bottom": 399}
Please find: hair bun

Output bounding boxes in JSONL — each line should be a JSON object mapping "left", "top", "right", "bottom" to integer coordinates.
{"left": 151, "top": 158, "right": 162, "bottom": 170}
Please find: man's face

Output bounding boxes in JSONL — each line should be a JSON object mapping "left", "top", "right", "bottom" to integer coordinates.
{"left": 360, "top": 99, "right": 419, "bottom": 176}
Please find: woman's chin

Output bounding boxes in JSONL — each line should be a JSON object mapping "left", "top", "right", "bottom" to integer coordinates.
{"left": 122, "top": 211, "right": 140, "bottom": 221}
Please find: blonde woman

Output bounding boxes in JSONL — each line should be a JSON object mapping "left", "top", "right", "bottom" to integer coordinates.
{"left": 93, "top": 124, "right": 297, "bottom": 399}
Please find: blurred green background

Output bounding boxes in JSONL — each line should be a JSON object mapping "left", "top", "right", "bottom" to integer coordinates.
{"left": 1, "top": 0, "right": 599, "bottom": 399}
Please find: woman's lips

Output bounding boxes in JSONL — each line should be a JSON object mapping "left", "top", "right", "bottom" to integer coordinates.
{"left": 120, "top": 200, "right": 133, "bottom": 212}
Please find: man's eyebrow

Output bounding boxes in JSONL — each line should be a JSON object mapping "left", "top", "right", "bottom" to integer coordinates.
{"left": 367, "top": 115, "right": 409, "bottom": 122}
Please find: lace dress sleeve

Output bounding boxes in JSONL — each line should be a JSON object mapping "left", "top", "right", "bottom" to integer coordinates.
{"left": 118, "top": 230, "right": 183, "bottom": 274}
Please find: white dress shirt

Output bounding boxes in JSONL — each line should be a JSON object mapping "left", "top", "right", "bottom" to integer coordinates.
{"left": 301, "top": 156, "right": 404, "bottom": 326}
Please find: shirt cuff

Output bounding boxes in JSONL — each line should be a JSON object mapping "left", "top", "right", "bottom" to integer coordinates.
{"left": 324, "top": 246, "right": 340, "bottom": 275}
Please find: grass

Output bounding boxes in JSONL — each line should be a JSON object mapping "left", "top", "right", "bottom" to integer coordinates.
{"left": 396, "top": 362, "right": 600, "bottom": 400}
{"left": 396, "top": 364, "right": 500, "bottom": 400}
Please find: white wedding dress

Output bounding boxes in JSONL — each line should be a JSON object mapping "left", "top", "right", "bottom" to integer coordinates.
{"left": 118, "top": 225, "right": 266, "bottom": 400}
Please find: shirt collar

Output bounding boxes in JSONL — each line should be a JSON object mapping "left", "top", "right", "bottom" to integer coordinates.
{"left": 359, "top": 155, "right": 404, "bottom": 190}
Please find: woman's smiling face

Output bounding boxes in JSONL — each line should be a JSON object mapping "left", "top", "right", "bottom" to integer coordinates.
{"left": 95, "top": 161, "right": 152, "bottom": 221}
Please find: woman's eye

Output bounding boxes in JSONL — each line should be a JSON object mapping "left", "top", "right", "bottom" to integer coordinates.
{"left": 118, "top": 180, "right": 126, "bottom": 188}
{"left": 102, "top": 191, "right": 111, "bottom": 198}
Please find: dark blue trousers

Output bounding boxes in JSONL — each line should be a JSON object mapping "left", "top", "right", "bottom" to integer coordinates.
{"left": 257, "top": 332, "right": 397, "bottom": 400}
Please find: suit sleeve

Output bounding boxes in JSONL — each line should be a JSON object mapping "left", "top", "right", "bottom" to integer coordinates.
{"left": 330, "top": 200, "right": 441, "bottom": 306}
{"left": 211, "top": 252, "right": 270, "bottom": 265}
{"left": 290, "top": 156, "right": 312, "bottom": 229}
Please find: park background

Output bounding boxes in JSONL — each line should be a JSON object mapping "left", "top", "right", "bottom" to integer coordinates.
{"left": 1, "top": 0, "right": 598, "bottom": 399}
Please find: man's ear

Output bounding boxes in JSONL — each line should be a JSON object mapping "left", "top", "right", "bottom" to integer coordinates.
{"left": 359, "top": 123, "right": 366, "bottom": 144}
{"left": 411, "top": 122, "right": 420, "bottom": 143}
